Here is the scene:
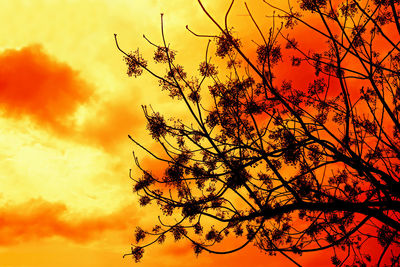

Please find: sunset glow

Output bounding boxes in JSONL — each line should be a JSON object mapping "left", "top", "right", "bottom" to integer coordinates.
{"left": 2, "top": 0, "right": 398, "bottom": 266}
{"left": 0, "top": 1, "right": 281, "bottom": 266}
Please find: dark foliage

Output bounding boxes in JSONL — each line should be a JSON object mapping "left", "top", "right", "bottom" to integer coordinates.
{"left": 116, "top": 0, "right": 400, "bottom": 265}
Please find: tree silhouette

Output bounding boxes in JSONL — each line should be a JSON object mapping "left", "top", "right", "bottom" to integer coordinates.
{"left": 115, "top": 0, "right": 400, "bottom": 265}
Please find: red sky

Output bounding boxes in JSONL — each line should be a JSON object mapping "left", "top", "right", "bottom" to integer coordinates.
{"left": 0, "top": 0, "right": 390, "bottom": 266}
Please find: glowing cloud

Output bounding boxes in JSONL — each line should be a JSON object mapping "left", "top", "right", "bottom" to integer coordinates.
{"left": 0, "top": 45, "right": 92, "bottom": 131}
{"left": 0, "top": 198, "right": 137, "bottom": 245}
{"left": 80, "top": 100, "right": 144, "bottom": 152}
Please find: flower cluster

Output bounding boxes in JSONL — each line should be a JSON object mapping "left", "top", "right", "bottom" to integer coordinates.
{"left": 124, "top": 50, "right": 147, "bottom": 77}
{"left": 215, "top": 30, "right": 240, "bottom": 58}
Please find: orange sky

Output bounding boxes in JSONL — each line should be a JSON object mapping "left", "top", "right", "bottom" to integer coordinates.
{"left": 0, "top": 0, "right": 361, "bottom": 266}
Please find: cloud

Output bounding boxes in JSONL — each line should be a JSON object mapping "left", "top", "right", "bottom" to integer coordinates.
{"left": 163, "top": 242, "right": 192, "bottom": 257}
{"left": 80, "top": 99, "right": 144, "bottom": 152}
{"left": 0, "top": 198, "right": 137, "bottom": 245}
{"left": 0, "top": 45, "right": 92, "bottom": 132}
{"left": 0, "top": 44, "right": 144, "bottom": 152}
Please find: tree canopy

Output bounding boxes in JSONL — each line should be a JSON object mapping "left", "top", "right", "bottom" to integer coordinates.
{"left": 116, "top": 0, "right": 400, "bottom": 265}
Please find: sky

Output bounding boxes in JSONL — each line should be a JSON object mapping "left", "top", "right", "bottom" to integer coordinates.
{"left": 0, "top": 0, "right": 345, "bottom": 266}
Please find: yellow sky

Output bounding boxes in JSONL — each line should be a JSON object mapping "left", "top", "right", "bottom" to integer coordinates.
{"left": 0, "top": 1, "right": 330, "bottom": 266}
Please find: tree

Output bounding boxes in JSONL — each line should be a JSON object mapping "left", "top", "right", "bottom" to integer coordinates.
{"left": 115, "top": 0, "right": 400, "bottom": 265}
